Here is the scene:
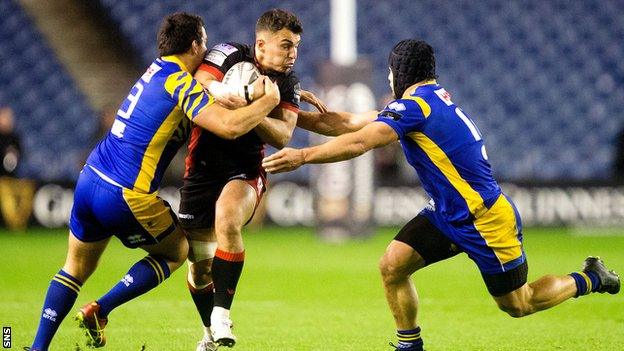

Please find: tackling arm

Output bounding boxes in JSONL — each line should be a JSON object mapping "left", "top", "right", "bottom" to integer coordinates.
{"left": 262, "top": 121, "right": 398, "bottom": 173}
{"left": 193, "top": 76, "right": 280, "bottom": 140}
{"left": 296, "top": 110, "right": 378, "bottom": 136}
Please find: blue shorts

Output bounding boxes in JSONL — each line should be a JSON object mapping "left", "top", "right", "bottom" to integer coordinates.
{"left": 69, "top": 165, "right": 177, "bottom": 248}
{"left": 422, "top": 194, "right": 526, "bottom": 275}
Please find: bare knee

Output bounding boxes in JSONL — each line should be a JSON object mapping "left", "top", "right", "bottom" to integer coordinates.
{"left": 189, "top": 259, "right": 213, "bottom": 285}
{"left": 214, "top": 214, "right": 244, "bottom": 251}
{"left": 495, "top": 294, "right": 535, "bottom": 318}
{"left": 215, "top": 217, "right": 242, "bottom": 239}
{"left": 379, "top": 253, "right": 410, "bottom": 285}
{"left": 498, "top": 303, "right": 534, "bottom": 318}
{"left": 379, "top": 241, "right": 424, "bottom": 285}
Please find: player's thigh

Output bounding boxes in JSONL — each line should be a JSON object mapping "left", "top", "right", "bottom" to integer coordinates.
{"left": 64, "top": 231, "right": 111, "bottom": 282}
{"left": 141, "top": 225, "right": 188, "bottom": 264}
{"left": 391, "top": 214, "right": 462, "bottom": 269}
{"left": 482, "top": 260, "right": 529, "bottom": 298}
{"left": 215, "top": 179, "right": 258, "bottom": 228}
{"left": 453, "top": 195, "right": 527, "bottom": 293}
{"left": 178, "top": 181, "right": 220, "bottom": 231}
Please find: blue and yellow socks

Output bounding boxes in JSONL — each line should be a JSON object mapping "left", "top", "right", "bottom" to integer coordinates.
{"left": 97, "top": 255, "right": 170, "bottom": 317}
{"left": 31, "top": 270, "right": 83, "bottom": 351}
{"left": 570, "top": 271, "right": 601, "bottom": 297}
{"left": 395, "top": 327, "right": 424, "bottom": 351}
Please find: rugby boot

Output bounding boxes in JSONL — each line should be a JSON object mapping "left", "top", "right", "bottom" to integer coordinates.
{"left": 582, "top": 256, "right": 620, "bottom": 294}
{"left": 389, "top": 342, "right": 425, "bottom": 351}
{"left": 196, "top": 333, "right": 218, "bottom": 351}
{"left": 211, "top": 317, "right": 236, "bottom": 347}
{"left": 75, "top": 301, "right": 108, "bottom": 348}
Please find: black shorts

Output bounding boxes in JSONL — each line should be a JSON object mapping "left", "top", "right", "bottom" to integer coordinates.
{"left": 178, "top": 172, "right": 267, "bottom": 229}
{"left": 481, "top": 261, "right": 528, "bottom": 296}
{"left": 394, "top": 214, "right": 462, "bottom": 266}
{"left": 395, "top": 214, "right": 527, "bottom": 296}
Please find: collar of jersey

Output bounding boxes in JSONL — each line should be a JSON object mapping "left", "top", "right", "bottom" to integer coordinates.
{"left": 402, "top": 79, "right": 438, "bottom": 98}
{"left": 161, "top": 55, "right": 190, "bottom": 73}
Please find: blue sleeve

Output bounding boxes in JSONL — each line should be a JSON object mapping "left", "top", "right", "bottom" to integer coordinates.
{"left": 374, "top": 99, "right": 427, "bottom": 138}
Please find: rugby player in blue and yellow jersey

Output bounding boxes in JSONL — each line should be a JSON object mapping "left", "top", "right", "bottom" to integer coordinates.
{"left": 27, "top": 13, "right": 280, "bottom": 351}
{"left": 263, "top": 39, "right": 620, "bottom": 351}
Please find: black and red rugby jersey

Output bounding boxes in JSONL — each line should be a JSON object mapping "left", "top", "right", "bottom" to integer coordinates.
{"left": 185, "top": 42, "right": 301, "bottom": 182}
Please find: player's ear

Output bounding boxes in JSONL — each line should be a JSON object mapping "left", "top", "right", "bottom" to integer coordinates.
{"left": 191, "top": 40, "right": 200, "bottom": 55}
{"left": 256, "top": 38, "right": 265, "bottom": 52}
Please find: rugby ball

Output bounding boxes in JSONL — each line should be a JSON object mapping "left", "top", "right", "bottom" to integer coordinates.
{"left": 222, "top": 61, "right": 260, "bottom": 87}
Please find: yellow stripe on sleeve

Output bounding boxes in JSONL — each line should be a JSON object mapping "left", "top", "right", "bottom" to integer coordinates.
{"left": 405, "top": 96, "right": 431, "bottom": 117}
{"left": 164, "top": 72, "right": 187, "bottom": 98}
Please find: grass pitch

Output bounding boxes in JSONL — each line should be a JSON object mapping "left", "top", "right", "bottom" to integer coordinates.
{"left": 1, "top": 226, "right": 623, "bottom": 350}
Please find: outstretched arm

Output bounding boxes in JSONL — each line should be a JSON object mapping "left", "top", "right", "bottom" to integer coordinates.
{"left": 297, "top": 110, "right": 378, "bottom": 136}
{"left": 262, "top": 121, "right": 398, "bottom": 173}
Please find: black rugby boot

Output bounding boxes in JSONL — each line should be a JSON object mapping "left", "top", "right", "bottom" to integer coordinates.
{"left": 582, "top": 256, "right": 620, "bottom": 294}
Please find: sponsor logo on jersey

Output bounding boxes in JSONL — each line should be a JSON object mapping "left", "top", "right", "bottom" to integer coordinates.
{"left": 178, "top": 213, "right": 195, "bottom": 219}
{"left": 434, "top": 88, "right": 453, "bottom": 106}
{"left": 213, "top": 43, "right": 239, "bottom": 55}
{"left": 206, "top": 50, "right": 228, "bottom": 66}
{"left": 141, "top": 62, "right": 162, "bottom": 83}
{"left": 206, "top": 43, "right": 239, "bottom": 66}
{"left": 388, "top": 101, "right": 406, "bottom": 111}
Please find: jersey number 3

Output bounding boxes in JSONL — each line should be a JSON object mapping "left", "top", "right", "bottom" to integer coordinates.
{"left": 112, "top": 82, "right": 145, "bottom": 138}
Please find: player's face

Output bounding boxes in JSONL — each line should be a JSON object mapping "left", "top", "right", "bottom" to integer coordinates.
{"left": 198, "top": 27, "right": 208, "bottom": 57}
{"left": 256, "top": 28, "right": 301, "bottom": 73}
{"left": 190, "top": 27, "right": 208, "bottom": 72}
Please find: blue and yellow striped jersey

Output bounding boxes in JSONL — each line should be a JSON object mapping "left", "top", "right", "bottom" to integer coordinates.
{"left": 87, "top": 56, "right": 214, "bottom": 194}
{"left": 376, "top": 81, "right": 501, "bottom": 222}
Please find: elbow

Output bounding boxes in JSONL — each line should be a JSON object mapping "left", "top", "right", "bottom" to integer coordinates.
{"left": 212, "top": 125, "right": 243, "bottom": 140}
{"left": 272, "top": 135, "right": 291, "bottom": 149}
{"left": 223, "top": 126, "right": 246, "bottom": 140}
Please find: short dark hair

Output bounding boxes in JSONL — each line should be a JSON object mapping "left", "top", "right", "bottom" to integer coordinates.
{"left": 389, "top": 39, "right": 438, "bottom": 98}
{"left": 157, "top": 12, "right": 204, "bottom": 56}
{"left": 256, "top": 9, "right": 303, "bottom": 34}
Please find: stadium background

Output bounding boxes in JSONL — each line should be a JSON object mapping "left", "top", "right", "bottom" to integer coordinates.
{"left": 1, "top": 0, "right": 623, "bottom": 350}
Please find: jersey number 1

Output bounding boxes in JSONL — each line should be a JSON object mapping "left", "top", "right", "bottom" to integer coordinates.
{"left": 455, "top": 107, "right": 488, "bottom": 160}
